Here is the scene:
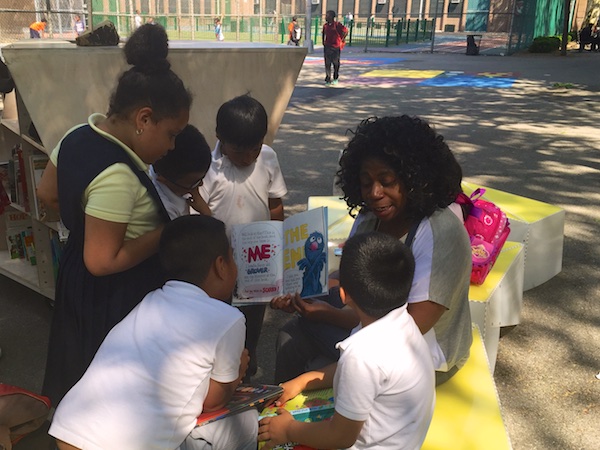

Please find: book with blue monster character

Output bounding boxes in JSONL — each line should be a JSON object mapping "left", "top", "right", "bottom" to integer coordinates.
{"left": 231, "top": 207, "right": 329, "bottom": 305}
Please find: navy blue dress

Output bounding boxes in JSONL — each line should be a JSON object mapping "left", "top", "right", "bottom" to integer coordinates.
{"left": 42, "top": 125, "right": 170, "bottom": 405}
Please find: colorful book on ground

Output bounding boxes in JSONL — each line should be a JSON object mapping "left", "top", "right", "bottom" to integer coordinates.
{"left": 196, "top": 384, "right": 283, "bottom": 427}
{"left": 258, "top": 388, "right": 335, "bottom": 450}
{"left": 231, "top": 207, "right": 328, "bottom": 305}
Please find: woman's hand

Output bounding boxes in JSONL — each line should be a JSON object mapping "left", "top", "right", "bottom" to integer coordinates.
{"left": 270, "top": 294, "right": 296, "bottom": 313}
{"left": 291, "top": 294, "right": 335, "bottom": 322}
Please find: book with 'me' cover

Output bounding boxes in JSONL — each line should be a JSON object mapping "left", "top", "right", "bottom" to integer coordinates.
{"left": 231, "top": 207, "right": 328, "bottom": 306}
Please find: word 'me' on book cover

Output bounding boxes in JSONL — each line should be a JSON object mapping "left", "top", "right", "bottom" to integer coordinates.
{"left": 231, "top": 207, "right": 328, "bottom": 305}
{"left": 196, "top": 384, "right": 283, "bottom": 427}
{"left": 258, "top": 388, "right": 335, "bottom": 450}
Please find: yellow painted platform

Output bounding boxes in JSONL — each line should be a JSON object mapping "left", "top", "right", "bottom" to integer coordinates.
{"left": 423, "top": 326, "right": 511, "bottom": 450}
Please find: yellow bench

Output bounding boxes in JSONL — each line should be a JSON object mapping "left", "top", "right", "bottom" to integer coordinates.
{"left": 423, "top": 325, "right": 511, "bottom": 450}
{"left": 462, "top": 182, "right": 564, "bottom": 291}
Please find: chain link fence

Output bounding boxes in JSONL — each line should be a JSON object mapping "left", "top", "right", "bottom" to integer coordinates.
{"left": 0, "top": 1, "right": 85, "bottom": 43}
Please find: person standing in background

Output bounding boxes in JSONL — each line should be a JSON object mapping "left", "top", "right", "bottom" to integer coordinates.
{"left": 215, "top": 18, "right": 225, "bottom": 41}
{"left": 134, "top": 10, "right": 143, "bottom": 29}
{"left": 322, "top": 11, "right": 347, "bottom": 86}
{"left": 74, "top": 15, "right": 85, "bottom": 36}
{"left": 29, "top": 18, "right": 47, "bottom": 38}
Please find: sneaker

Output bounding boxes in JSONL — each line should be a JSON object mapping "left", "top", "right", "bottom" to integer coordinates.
{"left": 331, "top": 79, "right": 339, "bottom": 85}
{"left": 325, "top": 81, "right": 331, "bottom": 86}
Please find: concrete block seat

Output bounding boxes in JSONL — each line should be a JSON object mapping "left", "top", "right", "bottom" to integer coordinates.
{"left": 307, "top": 196, "right": 525, "bottom": 369}
{"left": 462, "top": 182, "right": 565, "bottom": 291}
{"left": 423, "top": 326, "right": 511, "bottom": 450}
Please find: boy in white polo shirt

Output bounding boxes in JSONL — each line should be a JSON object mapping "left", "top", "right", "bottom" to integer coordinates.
{"left": 258, "top": 232, "right": 435, "bottom": 450}
{"left": 49, "top": 215, "right": 257, "bottom": 450}
{"left": 199, "top": 94, "right": 288, "bottom": 381}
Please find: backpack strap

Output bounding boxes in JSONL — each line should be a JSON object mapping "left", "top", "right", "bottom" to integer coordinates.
{"left": 405, "top": 221, "right": 420, "bottom": 248}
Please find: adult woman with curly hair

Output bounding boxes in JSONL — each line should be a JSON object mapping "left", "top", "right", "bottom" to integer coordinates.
{"left": 272, "top": 115, "right": 472, "bottom": 385}
{"left": 37, "top": 23, "right": 192, "bottom": 405}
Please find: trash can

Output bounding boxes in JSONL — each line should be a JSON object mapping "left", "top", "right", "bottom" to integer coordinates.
{"left": 466, "top": 34, "right": 482, "bottom": 55}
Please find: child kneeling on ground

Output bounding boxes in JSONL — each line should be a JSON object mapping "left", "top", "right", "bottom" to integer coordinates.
{"left": 259, "top": 231, "right": 435, "bottom": 450}
{"left": 49, "top": 215, "right": 257, "bottom": 450}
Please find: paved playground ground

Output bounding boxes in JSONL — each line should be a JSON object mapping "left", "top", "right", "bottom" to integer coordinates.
{"left": 1, "top": 45, "right": 598, "bottom": 449}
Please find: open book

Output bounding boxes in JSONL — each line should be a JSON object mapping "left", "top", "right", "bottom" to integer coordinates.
{"left": 196, "top": 384, "right": 283, "bottom": 427}
{"left": 258, "top": 388, "right": 335, "bottom": 450}
{"left": 231, "top": 207, "right": 328, "bottom": 305}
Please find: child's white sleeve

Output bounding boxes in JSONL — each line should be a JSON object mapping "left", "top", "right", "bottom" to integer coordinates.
{"left": 211, "top": 316, "right": 246, "bottom": 383}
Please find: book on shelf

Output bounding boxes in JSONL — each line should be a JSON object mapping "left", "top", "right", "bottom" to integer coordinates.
{"left": 231, "top": 207, "right": 328, "bottom": 306}
{"left": 258, "top": 388, "right": 335, "bottom": 450}
{"left": 28, "top": 153, "right": 58, "bottom": 221}
{"left": 0, "top": 161, "right": 10, "bottom": 212}
{"left": 13, "top": 144, "right": 29, "bottom": 212}
{"left": 4, "top": 210, "right": 34, "bottom": 263}
{"left": 195, "top": 384, "right": 283, "bottom": 427}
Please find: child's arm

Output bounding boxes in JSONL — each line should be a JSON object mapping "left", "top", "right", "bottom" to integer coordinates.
{"left": 275, "top": 362, "right": 337, "bottom": 406}
{"left": 269, "top": 197, "right": 284, "bottom": 221}
{"left": 36, "top": 160, "right": 60, "bottom": 212}
{"left": 203, "top": 348, "right": 249, "bottom": 412}
{"left": 259, "top": 410, "right": 363, "bottom": 450}
{"left": 187, "top": 187, "right": 212, "bottom": 215}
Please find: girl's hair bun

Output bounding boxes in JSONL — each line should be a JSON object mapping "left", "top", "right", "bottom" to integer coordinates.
{"left": 124, "top": 23, "right": 170, "bottom": 73}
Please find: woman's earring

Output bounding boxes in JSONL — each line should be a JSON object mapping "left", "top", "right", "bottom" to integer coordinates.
{"left": 136, "top": 129, "right": 143, "bottom": 135}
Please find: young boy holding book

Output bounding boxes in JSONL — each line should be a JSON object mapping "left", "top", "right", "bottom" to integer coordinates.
{"left": 150, "top": 124, "right": 212, "bottom": 218}
{"left": 49, "top": 215, "right": 257, "bottom": 450}
{"left": 199, "top": 94, "right": 288, "bottom": 381}
{"left": 258, "top": 232, "right": 435, "bottom": 450}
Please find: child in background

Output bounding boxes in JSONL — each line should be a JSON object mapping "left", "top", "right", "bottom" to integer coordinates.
{"left": 49, "top": 215, "right": 257, "bottom": 450}
{"left": 151, "top": 124, "right": 212, "bottom": 219}
{"left": 214, "top": 18, "right": 224, "bottom": 41}
{"left": 259, "top": 232, "right": 435, "bottom": 450}
{"left": 29, "top": 18, "right": 47, "bottom": 38}
{"left": 200, "top": 94, "right": 288, "bottom": 381}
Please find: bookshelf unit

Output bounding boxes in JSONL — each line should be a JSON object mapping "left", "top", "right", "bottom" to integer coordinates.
{"left": 0, "top": 90, "right": 58, "bottom": 300}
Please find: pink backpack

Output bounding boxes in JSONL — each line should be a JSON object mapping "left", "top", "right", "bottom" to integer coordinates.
{"left": 456, "top": 188, "right": 511, "bottom": 285}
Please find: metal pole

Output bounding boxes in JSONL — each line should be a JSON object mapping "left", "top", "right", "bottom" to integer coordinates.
{"left": 305, "top": 0, "right": 314, "bottom": 53}
{"left": 560, "top": 0, "right": 571, "bottom": 56}
{"left": 430, "top": 0, "right": 439, "bottom": 53}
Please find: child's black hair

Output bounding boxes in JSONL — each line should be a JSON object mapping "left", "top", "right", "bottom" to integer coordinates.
{"left": 339, "top": 231, "right": 415, "bottom": 318}
{"left": 108, "top": 23, "right": 192, "bottom": 121}
{"left": 216, "top": 94, "right": 268, "bottom": 147}
{"left": 160, "top": 215, "right": 230, "bottom": 283}
{"left": 153, "top": 124, "right": 211, "bottom": 181}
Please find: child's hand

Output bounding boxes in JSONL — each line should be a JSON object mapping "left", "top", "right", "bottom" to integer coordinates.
{"left": 238, "top": 348, "right": 250, "bottom": 382}
{"left": 187, "top": 188, "right": 211, "bottom": 216}
{"left": 258, "top": 409, "right": 294, "bottom": 448}
{"left": 270, "top": 294, "right": 295, "bottom": 313}
{"left": 274, "top": 378, "right": 305, "bottom": 407}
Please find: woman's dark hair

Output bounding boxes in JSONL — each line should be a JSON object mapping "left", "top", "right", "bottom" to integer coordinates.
{"left": 339, "top": 232, "right": 415, "bottom": 318}
{"left": 153, "top": 124, "right": 211, "bottom": 180}
{"left": 108, "top": 24, "right": 192, "bottom": 121}
{"left": 216, "top": 94, "right": 268, "bottom": 147}
{"left": 335, "top": 115, "right": 463, "bottom": 221}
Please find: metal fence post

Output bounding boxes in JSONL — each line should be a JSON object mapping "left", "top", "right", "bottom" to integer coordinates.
{"left": 414, "top": 18, "right": 419, "bottom": 41}
{"left": 348, "top": 20, "right": 353, "bottom": 46}
{"left": 406, "top": 19, "right": 410, "bottom": 43}
{"left": 385, "top": 19, "right": 391, "bottom": 47}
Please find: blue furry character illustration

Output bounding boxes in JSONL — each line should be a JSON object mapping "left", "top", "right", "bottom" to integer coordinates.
{"left": 297, "top": 231, "right": 326, "bottom": 297}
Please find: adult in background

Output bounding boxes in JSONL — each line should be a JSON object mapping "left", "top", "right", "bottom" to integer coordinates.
{"left": 29, "top": 18, "right": 47, "bottom": 38}
{"left": 322, "top": 10, "right": 347, "bottom": 86}
{"left": 272, "top": 115, "right": 473, "bottom": 386}
{"left": 37, "top": 23, "right": 192, "bottom": 406}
